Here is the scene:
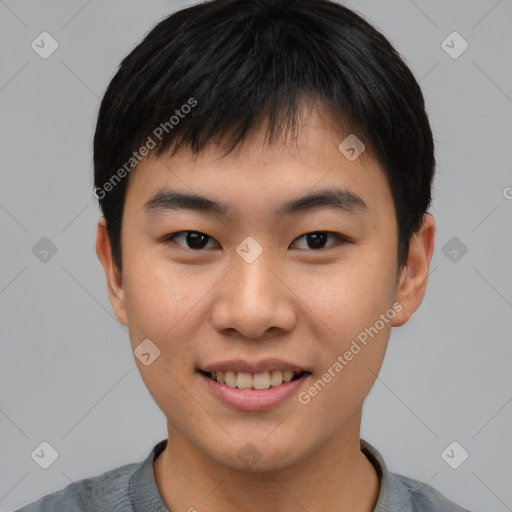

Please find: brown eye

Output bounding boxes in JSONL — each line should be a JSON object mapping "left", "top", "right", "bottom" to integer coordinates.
{"left": 290, "top": 231, "right": 346, "bottom": 250}
{"left": 165, "top": 231, "right": 218, "bottom": 250}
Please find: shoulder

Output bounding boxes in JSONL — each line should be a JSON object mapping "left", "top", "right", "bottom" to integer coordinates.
{"left": 14, "top": 461, "right": 140, "bottom": 512}
{"left": 387, "top": 471, "right": 472, "bottom": 512}
{"left": 360, "top": 439, "right": 472, "bottom": 512}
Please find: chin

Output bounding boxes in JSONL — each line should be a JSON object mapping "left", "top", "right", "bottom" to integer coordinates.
{"left": 203, "top": 434, "right": 309, "bottom": 473}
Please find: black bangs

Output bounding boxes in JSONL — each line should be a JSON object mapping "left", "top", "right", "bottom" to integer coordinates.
{"left": 94, "top": 0, "right": 435, "bottom": 272}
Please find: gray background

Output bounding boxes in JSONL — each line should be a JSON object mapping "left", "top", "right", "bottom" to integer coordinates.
{"left": 1, "top": 1, "right": 511, "bottom": 511}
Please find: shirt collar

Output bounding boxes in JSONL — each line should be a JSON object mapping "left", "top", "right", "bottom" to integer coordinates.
{"left": 129, "top": 438, "right": 169, "bottom": 511}
{"left": 130, "top": 438, "right": 396, "bottom": 511}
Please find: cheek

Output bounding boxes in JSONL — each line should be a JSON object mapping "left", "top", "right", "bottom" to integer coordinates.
{"left": 302, "top": 310, "right": 391, "bottom": 423}
{"left": 303, "top": 255, "right": 397, "bottom": 338}
{"left": 122, "top": 256, "right": 198, "bottom": 349}
{"left": 297, "top": 250, "right": 396, "bottom": 402}
{"left": 121, "top": 262, "right": 205, "bottom": 409}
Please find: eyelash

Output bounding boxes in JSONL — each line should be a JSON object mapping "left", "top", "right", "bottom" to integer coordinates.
{"left": 162, "top": 231, "right": 349, "bottom": 251}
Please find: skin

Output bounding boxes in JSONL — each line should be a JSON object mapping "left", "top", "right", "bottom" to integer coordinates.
{"left": 96, "top": 103, "right": 435, "bottom": 512}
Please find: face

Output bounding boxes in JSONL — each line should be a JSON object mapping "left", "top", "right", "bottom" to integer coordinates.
{"left": 97, "top": 105, "right": 434, "bottom": 472}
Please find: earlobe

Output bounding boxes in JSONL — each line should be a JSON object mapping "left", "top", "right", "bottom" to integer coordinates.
{"left": 95, "top": 218, "right": 128, "bottom": 326}
{"left": 392, "top": 214, "right": 436, "bottom": 327}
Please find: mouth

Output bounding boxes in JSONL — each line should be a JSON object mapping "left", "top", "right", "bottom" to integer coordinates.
{"left": 199, "top": 369, "right": 310, "bottom": 390}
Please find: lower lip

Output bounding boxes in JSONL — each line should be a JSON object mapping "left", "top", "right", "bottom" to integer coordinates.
{"left": 199, "top": 372, "right": 309, "bottom": 411}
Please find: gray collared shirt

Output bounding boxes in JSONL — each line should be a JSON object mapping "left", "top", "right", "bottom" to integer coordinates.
{"left": 16, "top": 438, "right": 471, "bottom": 511}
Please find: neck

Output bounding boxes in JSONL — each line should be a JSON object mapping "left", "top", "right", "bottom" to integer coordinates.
{"left": 154, "top": 410, "right": 380, "bottom": 512}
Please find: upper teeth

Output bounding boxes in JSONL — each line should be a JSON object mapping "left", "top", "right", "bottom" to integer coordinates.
{"left": 210, "top": 370, "right": 299, "bottom": 389}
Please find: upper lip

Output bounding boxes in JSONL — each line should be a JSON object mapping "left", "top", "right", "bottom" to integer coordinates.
{"left": 199, "top": 358, "right": 309, "bottom": 374}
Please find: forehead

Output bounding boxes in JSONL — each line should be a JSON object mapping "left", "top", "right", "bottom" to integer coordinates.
{"left": 124, "top": 106, "right": 391, "bottom": 221}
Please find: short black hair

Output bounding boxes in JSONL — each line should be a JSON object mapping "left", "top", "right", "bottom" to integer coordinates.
{"left": 93, "top": 0, "right": 435, "bottom": 274}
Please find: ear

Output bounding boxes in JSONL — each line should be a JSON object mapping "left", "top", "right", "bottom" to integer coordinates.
{"left": 95, "top": 217, "right": 128, "bottom": 326}
{"left": 391, "top": 213, "right": 436, "bottom": 327}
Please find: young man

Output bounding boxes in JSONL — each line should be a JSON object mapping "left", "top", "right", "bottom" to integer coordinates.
{"left": 17, "top": 0, "right": 471, "bottom": 511}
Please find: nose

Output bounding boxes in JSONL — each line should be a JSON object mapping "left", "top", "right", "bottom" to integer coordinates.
{"left": 210, "top": 251, "right": 297, "bottom": 339}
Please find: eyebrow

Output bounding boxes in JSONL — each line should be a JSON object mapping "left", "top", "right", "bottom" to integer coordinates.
{"left": 143, "top": 187, "right": 367, "bottom": 218}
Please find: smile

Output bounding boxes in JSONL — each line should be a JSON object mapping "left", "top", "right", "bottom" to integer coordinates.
{"left": 200, "top": 370, "right": 308, "bottom": 390}
{"left": 199, "top": 369, "right": 311, "bottom": 411}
